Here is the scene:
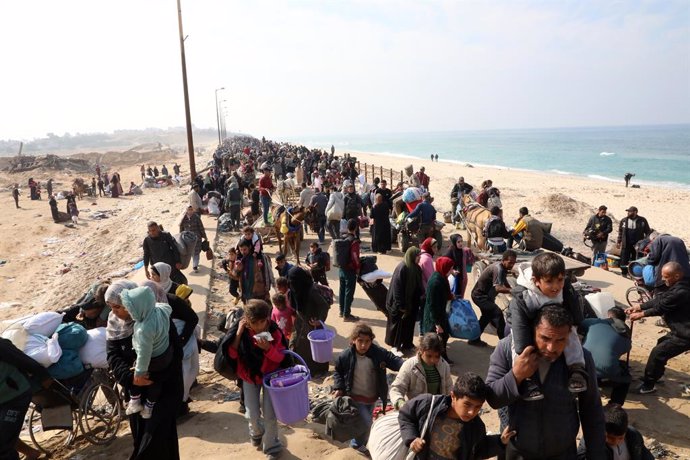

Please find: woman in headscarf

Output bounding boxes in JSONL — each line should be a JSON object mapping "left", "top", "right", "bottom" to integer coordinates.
{"left": 140, "top": 281, "right": 199, "bottom": 410}
{"left": 418, "top": 237, "right": 437, "bottom": 291}
{"left": 369, "top": 193, "right": 392, "bottom": 254}
{"left": 385, "top": 247, "right": 423, "bottom": 353}
{"left": 105, "top": 280, "right": 183, "bottom": 460}
{"left": 422, "top": 257, "right": 455, "bottom": 364}
{"left": 287, "top": 266, "right": 330, "bottom": 376}
{"left": 151, "top": 262, "right": 177, "bottom": 295}
{"left": 444, "top": 234, "right": 474, "bottom": 298}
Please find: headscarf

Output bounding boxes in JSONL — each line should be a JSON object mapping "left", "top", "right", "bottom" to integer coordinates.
{"left": 153, "top": 262, "right": 173, "bottom": 293}
{"left": 287, "top": 266, "right": 314, "bottom": 314}
{"left": 420, "top": 237, "right": 436, "bottom": 255}
{"left": 403, "top": 247, "right": 423, "bottom": 306}
{"left": 434, "top": 256, "right": 455, "bottom": 301}
{"left": 104, "top": 280, "right": 138, "bottom": 306}
{"left": 139, "top": 280, "right": 168, "bottom": 303}
{"left": 104, "top": 280, "right": 137, "bottom": 341}
{"left": 444, "top": 234, "right": 464, "bottom": 268}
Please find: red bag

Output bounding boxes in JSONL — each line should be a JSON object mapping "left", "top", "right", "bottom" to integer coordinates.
{"left": 205, "top": 249, "right": 214, "bottom": 260}
{"left": 359, "top": 216, "right": 369, "bottom": 229}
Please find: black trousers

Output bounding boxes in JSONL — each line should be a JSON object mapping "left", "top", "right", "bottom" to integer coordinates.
{"left": 0, "top": 390, "right": 31, "bottom": 460}
{"left": 471, "top": 295, "right": 506, "bottom": 340}
{"left": 644, "top": 333, "right": 690, "bottom": 384}
{"left": 619, "top": 243, "right": 637, "bottom": 275}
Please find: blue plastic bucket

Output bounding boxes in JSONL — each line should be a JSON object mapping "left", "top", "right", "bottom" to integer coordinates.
{"left": 307, "top": 321, "right": 335, "bottom": 363}
{"left": 263, "top": 350, "right": 310, "bottom": 425}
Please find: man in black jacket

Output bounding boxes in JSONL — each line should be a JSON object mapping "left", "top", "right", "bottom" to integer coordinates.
{"left": 485, "top": 305, "right": 607, "bottom": 459}
{"left": 143, "top": 221, "right": 188, "bottom": 285}
{"left": 584, "top": 205, "right": 613, "bottom": 261}
{"left": 616, "top": 206, "right": 651, "bottom": 276}
{"left": 627, "top": 262, "right": 690, "bottom": 394}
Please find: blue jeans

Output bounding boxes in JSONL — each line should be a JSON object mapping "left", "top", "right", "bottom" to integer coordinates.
{"left": 261, "top": 195, "right": 272, "bottom": 224}
{"left": 243, "top": 381, "right": 282, "bottom": 455}
{"left": 339, "top": 269, "right": 357, "bottom": 316}
{"left": 351, "top": 401, "right": 375, "bottom": 447}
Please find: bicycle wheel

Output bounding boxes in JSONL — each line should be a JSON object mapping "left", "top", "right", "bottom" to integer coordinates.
{"left": 79, "top": 382, "right": 122, "bottom": 445}
{"left": 26, "top": 404, "right": 77, "bottom": 455}
{"left": 473, "top": 260, "right": 488, "bottom": 284}
{"left": 626, "top": 286, "right": 651, "bottom": 308}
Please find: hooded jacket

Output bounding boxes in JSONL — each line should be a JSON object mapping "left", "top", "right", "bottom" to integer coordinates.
{"left": 121, "top": 286, "right": 172, "bottom": 376}
{"left": 389, "top": 355, "right": 453, "bottom": 407}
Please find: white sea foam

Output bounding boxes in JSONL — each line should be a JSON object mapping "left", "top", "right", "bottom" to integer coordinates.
{"left": 599, "top": 152, "right": 616, "bottom": 156}
{"left": 551, "top": 169, "right": 572, "bottom": 175}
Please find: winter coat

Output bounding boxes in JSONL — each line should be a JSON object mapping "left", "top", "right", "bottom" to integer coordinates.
{"left": 389, "top": 355, "right": 453, "bottom": 405}
{"left": 333, "top": 343, "right": 403, "bottom": 413}
{"left": 419, "top": 252, "right": 435, "bottom": 290}
{"left": 641, "top": 278, "right": 690, "bottom": 340}
{"left": 0, "top": 338, "right": 51, "bottom": 405}
{"left": 325, "top": 191, "right": 344, "bottom": 221}
{"left": 646, "top": 234, "right": 690, "bottom": 284}
{"left": 398, "top": 394, "right": 503, "bottom": 460}
{"left": 616, "top": 216, "right": 651, "bottom": 248}
{"left": 143, "top": 231, "right": 181, "bottom": 269}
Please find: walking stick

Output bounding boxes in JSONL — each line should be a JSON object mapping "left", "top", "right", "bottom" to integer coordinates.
{"left": 626, "top": 319, "right": 635, "bottom": 367}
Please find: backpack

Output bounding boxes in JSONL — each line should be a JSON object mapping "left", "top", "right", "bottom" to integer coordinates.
{"left": 333, "top": 237, "right": 353, "bottom": 268}
{"left": 344, "top": 194, "right": 361, "bottom": 218}
{"left": 214, "top": 308, "right": 243, "bottom": 380}
{"left": 314, "top": 283, "right": 335, "bottom": 306}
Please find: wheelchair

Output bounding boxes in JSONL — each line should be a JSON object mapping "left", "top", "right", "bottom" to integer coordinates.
{"left": 22, "top": 368, "right": 123, "bottom": 455}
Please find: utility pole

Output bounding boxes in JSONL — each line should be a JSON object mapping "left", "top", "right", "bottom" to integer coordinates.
{"left": 176, "top": 0, "right": 196, "bottom": 179}
{"left": 215, "top": 87, "right": 224, "bottom": 146}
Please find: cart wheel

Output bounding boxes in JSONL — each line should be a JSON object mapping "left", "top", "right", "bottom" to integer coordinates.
{"left": 27, "top": 405, "right": 77, "bottom": 455}
{"left": 626, "top": 286, "right": 652, "bottom": 308}
{"left": 473, "top": 261, "right": 488, "bottom": 284}
{"left": 80, "top": 382, "right": 122, "bottom": 445}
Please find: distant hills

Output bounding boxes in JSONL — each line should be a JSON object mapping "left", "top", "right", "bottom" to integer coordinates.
{"left": 0, "top": 127, "right": 227, "bottom": 156}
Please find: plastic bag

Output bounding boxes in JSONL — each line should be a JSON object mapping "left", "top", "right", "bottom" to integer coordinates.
{"left": 23, "top": 312, "right": 64, "bottom": 337}
{"left": 448, "top": 299, "right": 481, "bottom": 340}
{"left": 78, "top": 327, "right": 108, "bottom": 369}
{"left": 367, "top": 412, "right": 408, "bottom": 460}
{"left": 24, "top": 333, "right": 63, "bottom": 368}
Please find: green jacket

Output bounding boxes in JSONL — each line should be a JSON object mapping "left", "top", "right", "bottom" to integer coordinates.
{"left": 0, "top": 337, "right": 50, "bottom": 404}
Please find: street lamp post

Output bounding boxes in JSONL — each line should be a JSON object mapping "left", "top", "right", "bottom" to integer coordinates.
{"left": 215, "top": 87, "right": 224, "bottom": 145}
{"left": 176, "top": 0, "right": 196, "bottom": 179}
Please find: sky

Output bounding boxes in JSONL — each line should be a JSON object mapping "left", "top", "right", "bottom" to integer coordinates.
{"left": 1, "top": 0, "right": 688, "bottom": 140}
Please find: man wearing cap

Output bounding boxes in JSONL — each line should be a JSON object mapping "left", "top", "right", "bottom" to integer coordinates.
{"left": 415, "top": 166, "right": 430, "bottom": 191}
{"left": 258, "top": 167, "right": 275, "bottom": 224}
{"left": 584, "top": 205, "right": 613, "bottom": 261}
{"left": 617, "top": 206, "right": 651, "bottom": 276}
{"left": 188, "top": 183, "right": 203, "bottom": 214}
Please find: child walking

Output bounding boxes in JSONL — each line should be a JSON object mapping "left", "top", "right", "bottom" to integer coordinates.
{"left": 510, "top": 252, "right": 587, "bottom": 400}
{"left": 120, "top": 286, "right": 173, "bottom": 419}
{"left": 227, "top": 299, "right": 289, "bottom": 460}
{"left": 271, "top": 293, "right": 296, "bottom": 340}
{"left": 221, "top": 247, "right": 241, "bottom": 305}
{"left": 332, "top": 322, "right": 403, "bottom": 455}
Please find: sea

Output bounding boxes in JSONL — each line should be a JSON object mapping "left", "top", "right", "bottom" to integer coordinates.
{"left": 290, "top": 124, "right": 690, "bottom": 189}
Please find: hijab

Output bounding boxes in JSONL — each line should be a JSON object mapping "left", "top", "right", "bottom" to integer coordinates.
{"left": 403, "top": 247, "right": 423, "bottom": 305}
{"left": 444, "top": 234, "right": 464, "bottom": 268}
{"left": 104, "top": 280, "right": 138, "bottom": 341}
{"left": 434, "top": 256, "right": 455, "bottom": 301}
{"left": 139, "top": 280, "right": 169, "bottom": 303}
{"left": 420, "top": 237, "right": 436, "bottom": 255}
{"left": 104, "top": 280, "right": 138, "bottom": 306}
{"left": 287, "top": 266, "right": 314, "bottom": 314}
{"left": 153, "top": 262, "right": 173, "bottom": 293}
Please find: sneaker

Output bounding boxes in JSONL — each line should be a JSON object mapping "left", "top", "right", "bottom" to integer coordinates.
{"left": 126, "top": 398, "right": 143, "bottom": 415}
{"left": 638, "top": 382, "right": 657, "bottom": 394}
{"left": 344, "top": 314, "right": 360, "bottom": 322}
{"left": 141, "top": 404, "right": 154, "bottom": 419}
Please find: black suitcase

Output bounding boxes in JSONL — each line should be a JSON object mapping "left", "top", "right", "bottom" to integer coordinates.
{"left": 358, "top": 279, "right": 389, "bottom": 317}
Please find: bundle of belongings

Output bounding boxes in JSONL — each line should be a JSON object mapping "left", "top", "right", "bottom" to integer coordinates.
{"left": 1, "top": 312, "right": 109, "bottom": 380}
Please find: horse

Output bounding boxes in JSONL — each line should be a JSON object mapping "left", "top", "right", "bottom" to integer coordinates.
{"left": 461, "top": 194, "right": 491, "bottom": 250}
{"left": 273, "top": 205, "right": 305, "bottom": 263}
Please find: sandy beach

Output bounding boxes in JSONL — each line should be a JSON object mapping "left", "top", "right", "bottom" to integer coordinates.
{"left": 1, "top": 143, "right": 689, "bottom": 459}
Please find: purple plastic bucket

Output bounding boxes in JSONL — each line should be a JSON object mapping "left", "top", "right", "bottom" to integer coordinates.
{"left": 263, "top": 350, "right": 310, "bottom": 424}
{"left": 307, "top": 321, "right": 335, "bottom": 363}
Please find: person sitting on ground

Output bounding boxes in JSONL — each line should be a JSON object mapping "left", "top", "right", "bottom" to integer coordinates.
{"left": 509, "top": 207, "right": 545, "bottom": 251}
{"left": 470, "top": 250, "right": 516, "bottom": 346}
{"left": 304, "top": 241, "right": 329, "bottom": 286}
{"left": 577, "top": 403, "right": 653, "bottom": 460}
{"left": 274, "top": 253, "right": 294, "bottom": 278}
{"left": 270, "top": 293, "right": 296, "bottom": 340}
{"left": 226, "top": 300, "right": 289, "bottom": 459}
{"left": 120, "top": 286, "right": 173, "bottom": 419}
{"left": 510, "top": 252, "right": 588, "bottom": 401}
{"left": 390, "top": 333, "right": 453, "bottom": 410}
{"left": 399, "top": 373, "right": 513, "bottom": 459}
{"left": 332, "top": 322, "right": 403, "bottom": 455}
{"left": 579, "top": 306, "right": 632, "bottom": 406}
{"left": 626, "top": 261, "right": 690, "bottom": 394}
{"left": 484, "top": 206, "right": 511, "bottom": 253}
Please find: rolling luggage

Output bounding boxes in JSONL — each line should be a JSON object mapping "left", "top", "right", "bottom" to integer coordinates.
{"left": 358, "top": 279, "right": 389, "bottom": 317}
